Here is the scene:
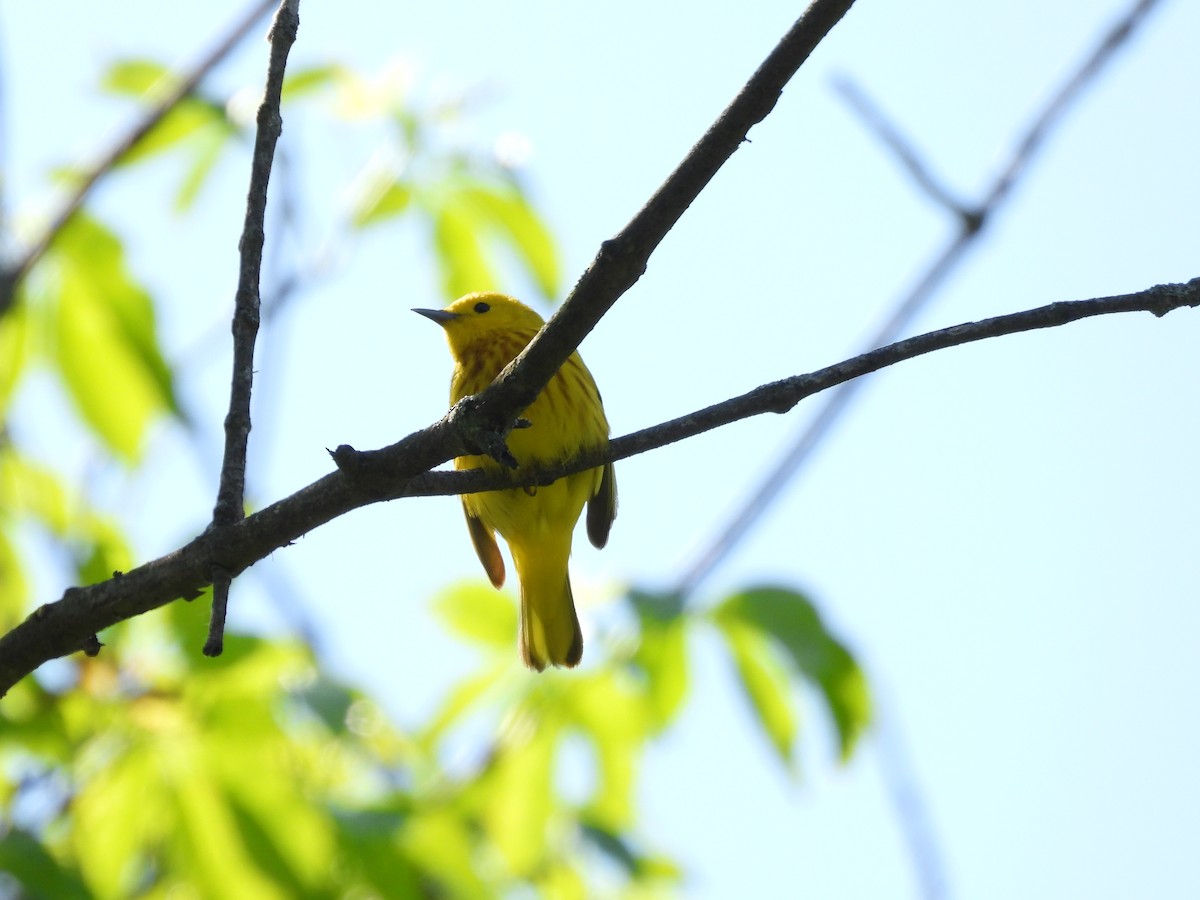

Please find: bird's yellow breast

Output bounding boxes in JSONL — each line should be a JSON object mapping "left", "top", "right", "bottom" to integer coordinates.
{"left": 451, "top": 331, "right": 608, "bottom": 540}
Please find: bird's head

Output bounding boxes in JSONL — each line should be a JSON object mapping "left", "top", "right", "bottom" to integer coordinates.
{"left": 414, "top": 292, "right": 546, "bottom": 357}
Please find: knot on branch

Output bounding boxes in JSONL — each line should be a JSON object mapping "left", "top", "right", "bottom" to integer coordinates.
{"left": 593, "top": 235, "right": 648, "bottom": 286}
{"left": 1145, "top": 277, "right": 1200, "bottom": 318}
{"left": 330, "top": 439, "right": 414, "bottom": 499}
{"left": 960, "top": 206, "right": 987, "bottom": 236}
{"left": 448, "top": 394, "right": 523, "bottom": 469}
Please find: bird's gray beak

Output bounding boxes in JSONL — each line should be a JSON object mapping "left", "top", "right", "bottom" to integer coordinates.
{"left": 412, "top": 308, "right": 459, "bottom": 326}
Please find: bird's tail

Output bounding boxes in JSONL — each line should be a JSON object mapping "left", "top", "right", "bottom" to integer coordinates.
{"left": 510, "top": 539, "right": 582, "bottom": 671}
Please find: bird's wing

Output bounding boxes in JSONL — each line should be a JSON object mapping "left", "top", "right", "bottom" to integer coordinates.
{"left": 463, "top": 502, "right": 506, "bottom": 587}
{"left": 586, "top": 462, "right": 617, "bottom": 549}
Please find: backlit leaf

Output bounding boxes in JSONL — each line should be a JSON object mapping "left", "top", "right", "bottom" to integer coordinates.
{"left": 281, "top": 63, "right": 346, "bottom": 101}
{"left": 477, "top": 724, "right": 557, "bottom": 874}
{"left": 402, "top": 809, "right": 489, "bottom": 899}
{"left": 333, "top": 804, "right": 424, "bottom": 895}
{"left": 0, "top": 299, "right": 30, "bottom": 415}
{"left": 173, "top": 123, "right": 234, "bottom": 211}
{"left": 564, "top": 670, "right": 648, "bottom": 830}
{"left": 433, "top": 580, "right": 518, "bottom": 649}
{"left": 0, "top": 828, "right": 90, "bottom": 900}
{"left": 461, "top": 183, "right": 560, "bottom": 299}
{"left": 102, "top": 58, "right": 173, "bottom": 98}
{"left": 75, "top": 517, "right": 134, "bottom": 587}
{"left": 72, "top": 741, "right": 169, "bottom": 897}
{"left": 118, "top": 99, "right": 229, "bottom": 166}
{"left": 540, "top": 859, "right": 588, "bottom": 900}
{"left": 351, "top": 176, "right": 413, "bottom": 228}
{"left": 420, "top": 663, "right": 507, "bottom": 746}
{"left": 717, "top": 617, "right": 797, "bottom": 768}
{"left": 44, "top": 215, "right": 178, "bottom": 461}
{"left": 102, "top": 58, "right": 233, "bottom": 168}
{"left": 0, "top": 451, "right": 71, "bottom": 535}
{"left": 0, "top": 530, "right": 27, "bottom": 630}
{"left": 168, "top": 762, "right": 289, "bottom": 898}
{"left": 628, "top": 589, "right": 689, "bottom": 730}
{"left": 714, "top": 585, "right": 871, "bottom": 760}
{"left": 432, "top": 199, "right": 497, "bottom": 299}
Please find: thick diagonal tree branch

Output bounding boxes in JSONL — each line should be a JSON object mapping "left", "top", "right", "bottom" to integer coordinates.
{"left": 424, "top": 0, "right": 859, "bottom": 462}
{"left": 0, "top": 0, "right": 278, "bottom": 318}
{"left": 0, "top": 277, "right": 1195, "bottom": 696}
{"left": 203, "top": 0, "right": 301, "bottom": 657}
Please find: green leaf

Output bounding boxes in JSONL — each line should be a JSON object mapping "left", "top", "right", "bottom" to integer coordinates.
{"left": 119, "top": 99, "right": 231, "bottom": 167}
{"left": 0, "top": 529, "right": 28, "bottom": 630}
{"left": 72, "top": 741, "right": 169, "bottom": 897}
{"left": 714, "top": 585, "right": 872, "bottom": 760}
{"left": 564, "top": 670, "right": 649, "bottom": 830}
{"left": 538, "top": 860, "right": 588, "bottom": 900}
{"left": 351, "top": 176, "right": 413, "bottom": 228}
{"left": 296, "top": 674, "right": 357, "bottom": 734}
{"left": 0, "top": 828, "right": 90, "bottom": 900}
{"left": 212, "top": 730, "right": 337, "bottom": 896}
{"left": 420, "top": 663, "right": 507, "bottom": 746}
{"left": 402, "top": 809, "right": 489, "bottom": 899}
{"left": 52, "top": 272, "right": 161, "bottom": 460}
{"left": 281, "top": 63, "right": 347, "bottom": 102}
{"left": 0, "top": 298, "right": 31, "bottom": 415}
{"left": 458, "top": 183, "right": 561, "bottom": 300}
{"left": 579, "top": 822, "right": 640, "bottom": 876}
{"left": 44, "top": 214, "right": 179, "bottom": 461}
{"left": 480, "top": 725, "right": 557, "bottom": 875}
{"left": 0, "top": 450, "right": 71, "bottom": 535}
{"left": 102, "top": 58, "right": 174, "bottom": 98}
{"left": 431, "top": 199, "right": 497, "bottom": 299}
{"left": 225, "top": 797, "right": 318, "bottom": 897}
{"left": 168, "top": 761, "right": 290, "bottom": 898}
{"left": 74, "top": 517, "right": 134, "bottom": 587}
{"left": 102, "top": 58, "right": 234, "bottom": 169}
{"left": 717, "top": 617, "right": 797, "bottom": 768}
{"left": 627, "top": 590, "right": 689, "bottom": 730}
{"left": 433, "top": 580, "right": 518, "bottom": 649}
{"left": 460, "top": 183, "right": 560, "bottom": 299}
{"left": 333, "top": 804, "right": 424, "bottom": 896}
{"left": 174, "top": 125, "right": 232, "bottom": 212}
{"left": 0, "top": 678, "right": 74, "bottom": 762}
{"left": 576, "top": 822, "right": 682, "bottom": 886}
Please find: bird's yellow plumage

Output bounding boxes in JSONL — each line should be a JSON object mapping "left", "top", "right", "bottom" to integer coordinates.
{"left": 414, "top": 292, "right": 616, "bottom": 671}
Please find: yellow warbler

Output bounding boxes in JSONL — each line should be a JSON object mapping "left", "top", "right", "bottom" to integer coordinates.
{"left": 415, "top": 292, "right": 617, "bottom": 671}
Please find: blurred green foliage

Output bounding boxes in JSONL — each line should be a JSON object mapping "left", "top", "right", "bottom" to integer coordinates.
{"left": 0, "top": 49, "right": 871, "bottom": 898}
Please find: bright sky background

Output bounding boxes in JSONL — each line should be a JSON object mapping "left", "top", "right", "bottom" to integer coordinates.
{"left": 6, "top": 1, "right": 1200, "bottom": 898}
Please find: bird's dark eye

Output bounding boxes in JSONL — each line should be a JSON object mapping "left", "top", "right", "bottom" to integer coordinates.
{"left": 474, "top": 301, "right": 491, "bottom": 314}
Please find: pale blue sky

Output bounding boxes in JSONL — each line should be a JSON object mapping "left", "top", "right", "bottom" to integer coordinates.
{"left": 6, "top": 1, "right": 1200, "bottom": 897}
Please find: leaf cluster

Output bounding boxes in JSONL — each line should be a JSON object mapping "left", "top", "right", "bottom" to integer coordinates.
{"left": 0, "top": 43, "right": 871, "bottom": 898}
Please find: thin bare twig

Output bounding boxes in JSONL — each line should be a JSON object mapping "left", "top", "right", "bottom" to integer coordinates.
{"left": 0, "top": 0, "right": 278, "bottom": 318}
{"left": 832, "top": 77, "right": 975, "bottom": 220}
{"left": 205, "top": 566, "right": 232, "bottom": 654}
{"left": 205, "top": 0, "right": 301, "bottom": 657}
{"left": 673, "top": 0, "right": 1165, "bottom": 600}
